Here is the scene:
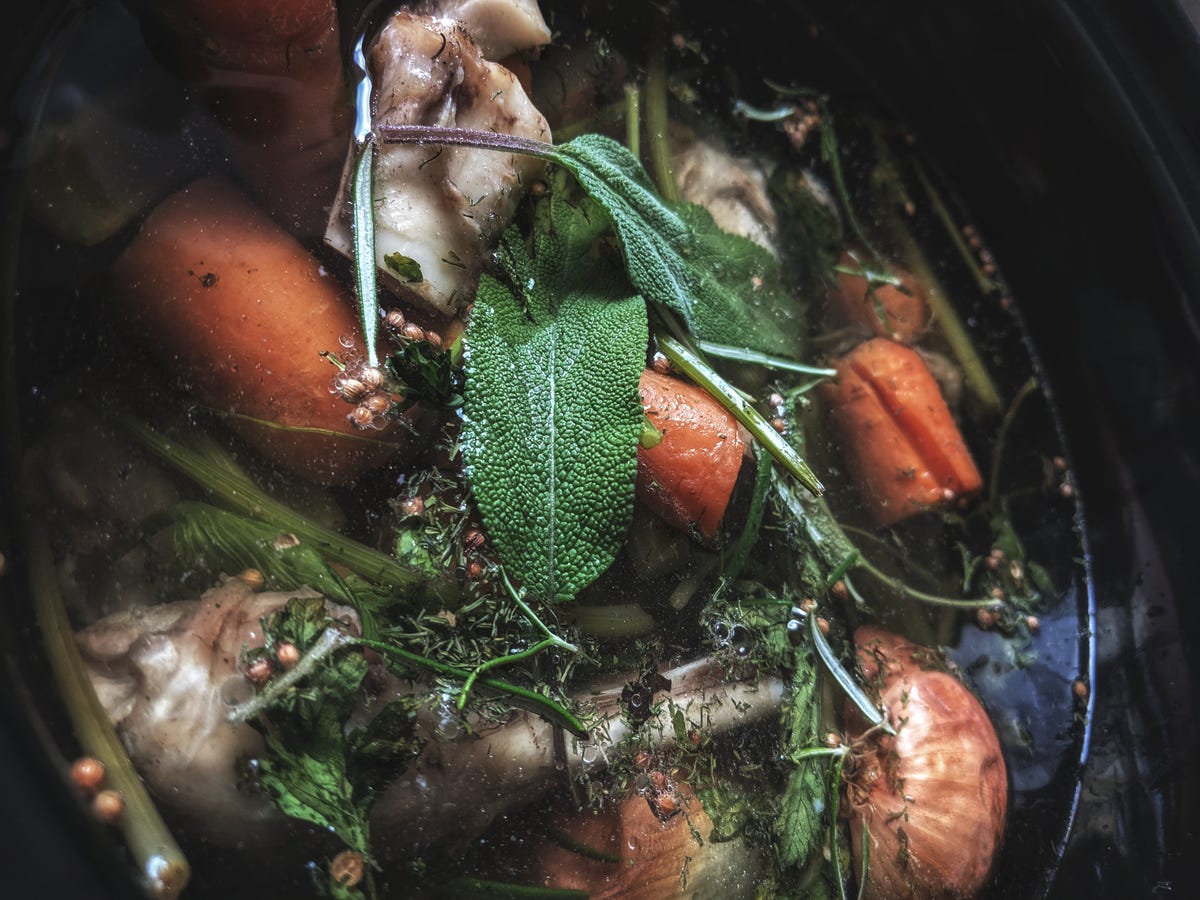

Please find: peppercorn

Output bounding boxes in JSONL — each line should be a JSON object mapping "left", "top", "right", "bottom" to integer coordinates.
{"left": 93, "top": 789, "right": 125, "bottom": 825}
{"left": 70, "top": 757, "right": 106, "bottom": 794}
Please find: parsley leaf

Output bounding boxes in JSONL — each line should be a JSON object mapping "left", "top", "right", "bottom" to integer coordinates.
{"left": 461, "top": 185, "right": 648, "bottom": 602}
{"left": 248, "top": 599, "right": 423, "bottom": 899}
{"left": 777, "top": 645, "right": 825, "bottom": 869}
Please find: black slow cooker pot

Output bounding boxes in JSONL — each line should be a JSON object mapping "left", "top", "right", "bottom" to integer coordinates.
{"left": 1, "top": 1, "right": 1197, "bottom": 897}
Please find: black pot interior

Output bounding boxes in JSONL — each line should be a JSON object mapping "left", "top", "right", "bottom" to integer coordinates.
{"left": 1, "top": 1, "right": 1197, "bottom": 897}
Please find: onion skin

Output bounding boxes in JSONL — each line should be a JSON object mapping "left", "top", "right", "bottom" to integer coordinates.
{"left": 845, "top": 626, "right": 1007, "bottom": 900}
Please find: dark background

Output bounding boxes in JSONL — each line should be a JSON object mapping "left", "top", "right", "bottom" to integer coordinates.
{"left": 3, "top": 1, "right": 1198, "bottom": 897}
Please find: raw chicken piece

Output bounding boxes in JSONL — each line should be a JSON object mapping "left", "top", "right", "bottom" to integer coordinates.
{"left": 422, "top": 0, "right": 551, "bottom": 60}
{"left": 79, "top": 579, "right": 782, "bottom": 854}
{"left": 326, "top": 11, "right": 550, "bottom": 317}
{"left": 672, "top": 132, "right": 779, "bottom": 255}
{"left": 76, "top": 578, "right": 309, "bottom": 840}
{"left": 371, "top": 656, "right": 784, "bottom": 856}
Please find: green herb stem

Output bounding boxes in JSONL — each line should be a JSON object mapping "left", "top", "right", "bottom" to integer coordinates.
{"left": 818, "top": 104, "right": 885, "bottom": 268}
{"left": 807, "top": 609, "right": 894, "bottom": 736}
{"left": 624, "top": 83, "right": 641, "bottom": 157}
{"left": 501, "top": 568, "right": 579, "bottom": 653}
{"left": 378, "top": 124, "right": 559, "bottom": 160}
{"left": 856, "top": 816, "right": 871, "bottom": 900}
{"left": 29, "top": 520, "right": 190, "bottom": 899}
{"left": 912, "top": 159, "right": 1000, "bottom": 296}
{"left": 823, "top": 551, "right": 861, "bottom": 593}
{"left": 829, "top": 750, "right": 850, "bottom": 900}
{"left": 723, "top": 447, "right": 773, "bottom": 581}
{"left": 457, "top": 637, "right": 559, "bottom": 711}
{"left": 353, "top": 138, "right": 380, "bottom": 368}
{"left": 695, "top": 340, "right": 838, "bottom": 377}
{"left": 645, "top": 41, "right": 680, "bottom": 203}
{"left": 989, "top": 376, "right": 1038, "bottom": 504}
{"left": 790, "top": 746, "right": 848, "bottom": 764}
{"left": 545, "top": 825, "right": 622, "bottom": 863}
{"left": 890, "top": 218, "right": 1002, "bottom": 413}
{"left": 658, "top": 334, "right": 824, "bottom": 495}
{"left": 565, "top": 603, "right": 656, "bottom": 639}
{"left": 120, "top": 417, "right": 458, "bottom": 608}
{"left": 855, "top": 553, "right": 997, "bottom": 609}
{"left": 355, "top": 637, "right": 588, "bottom": 738}
{"left": 228, "top": 627, "right": 352, "bottom": 724}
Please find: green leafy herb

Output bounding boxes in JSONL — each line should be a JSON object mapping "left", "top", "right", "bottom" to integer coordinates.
{"left": 777, "top": 645, "right": 825, "bottom": 869}
{"left": 170, "top": 501, "right": 368, "bottom": 608}
{"left": 386, "top": 340, "right": 463, "bottom": 410}
{"left": 461, "top": 186, "right": 648, "bottom": 602}
{"left": 384, "top": 251, "right": 424, "bottom": 282}
{"left": 120, "top": 416, "right": 459, "bottom": 610}
{"left": 377, "top": 126, "right": 803, "bottom": 357}
{"left": 250, "top": 602, "right": 376, "bottom": 895}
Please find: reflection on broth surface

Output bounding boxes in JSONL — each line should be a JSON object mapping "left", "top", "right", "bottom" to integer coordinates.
{"left": 3, "top": 1, "right": 1091, "bottom": 897}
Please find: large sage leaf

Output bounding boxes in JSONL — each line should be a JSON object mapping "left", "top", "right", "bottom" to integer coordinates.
{"left": 553, "top": 133, "right": 801, "bottom": 355}
{"left": 461, "top": 192, "right": 648, "bottom": 601}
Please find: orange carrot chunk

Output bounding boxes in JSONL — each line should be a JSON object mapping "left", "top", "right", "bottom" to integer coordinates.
{"left": 110, "top": 175, "right": 417, "bottom": 483}
{"left": 135, "top": 0, "right": 350, "bottom": 240}
{"left": 821, "top": 338, "right": 982, "bottom": 525}
{"left": 636, "top": 369, "right": 746, "bottom": 541}
{"left": 829, "top": 250, "right": 931, "bottom": 344}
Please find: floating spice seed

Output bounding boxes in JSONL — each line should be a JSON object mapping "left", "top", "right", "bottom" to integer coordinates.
{"left": 1072, "top": 679, "right": 1089, "bottom": 701}
{"left": 333, "top": 373, "right": 370, "bottom": 403}
{"left": 465, "top": 559, "right": 485, "bottom": 581}
{"left": 398, "top": 495, "right": 425, "bottom": 517}
{"left": 93, "top": 789, "right": 125, "bottom": 825}
{"left": 357, "top": 364, "right": 385, "bottom": 391}
{"left": 276, "top": 642, "right": 301, "bottom": 669}
{"left": 236, "top": 568, "right": 265, "bottom": 591}
{"left": 976, "top": 607, "right": 1000, "bottom": 629}
{"left": 830, "top": 580, "right": 849, "bottom": 601}
{"left": 246, "top": 657, "right": 273, "bottom": 686}
{"left": 1026, "top": 615, "right": 1041, "bottom": 632}
{"left": 362, "top": 392, "right": 391, "bottom": 416}
{"left": 329, "top": 850, "right": 364, "bottom": 888}
{"left": 70, "top": 757, "right": 106, "bottom": 794}
{"left": 349, "top": 405, "right": 377, "bottom": 429}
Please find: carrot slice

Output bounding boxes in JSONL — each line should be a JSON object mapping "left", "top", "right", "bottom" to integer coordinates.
{"left": 137, "top": 0, "right": 350, "bottom": 240}
{"left": 829, "top": 250, "right": 931, "bottom": 343}
{"left": 111, "top": 176, "right": 418, "bottom": 483}
{"left": 821, "top": 338, "right": 981, "bottom": 525}
{"left": 636, "top": 369, "right": 747, "bottom": 541}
